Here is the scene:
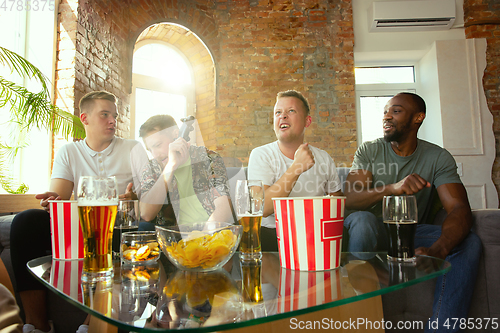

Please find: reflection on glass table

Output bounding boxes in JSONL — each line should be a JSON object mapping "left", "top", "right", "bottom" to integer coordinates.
{"left": 27, "top": 252, "right": 450, "bottom": 332}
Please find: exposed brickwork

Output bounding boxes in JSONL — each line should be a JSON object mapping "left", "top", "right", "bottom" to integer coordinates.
{"left": 56, "top": 0, "right": 356, "bottom": 168}
{"left": 464, "top": 0, "right": 500, "bottom": 203}
{"left": 211, "top": 0, "right": 356, "bottom": 166}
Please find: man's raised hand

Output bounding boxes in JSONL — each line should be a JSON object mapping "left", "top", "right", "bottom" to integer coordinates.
{"left": 291, "top": 143, "right": 315, "bottom": 175}
{"left": 119, "top": 182, "right": 138, "bottom": 200}
{"left": 391, "top": 173, "right": 431, "bottom": 195}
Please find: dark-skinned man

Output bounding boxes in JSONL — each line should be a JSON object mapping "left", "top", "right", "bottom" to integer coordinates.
{"left": 343, "top": 92, "right": 481, "bottom": 333}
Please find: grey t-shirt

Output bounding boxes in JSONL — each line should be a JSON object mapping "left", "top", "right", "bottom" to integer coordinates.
{"left": 350, "top": 138, "right": 461, "bottom": 223}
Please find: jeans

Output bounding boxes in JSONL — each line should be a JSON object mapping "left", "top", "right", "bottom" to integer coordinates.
{"left": 344, "top": 211, "right": 482, "bottom": 333}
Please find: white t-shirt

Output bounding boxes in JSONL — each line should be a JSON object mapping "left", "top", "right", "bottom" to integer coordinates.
{"left": 51, "top": 137, "right": 140, "bottom": 196}
{"left": 248, "top": 141, "right": 341, "bottom": 228}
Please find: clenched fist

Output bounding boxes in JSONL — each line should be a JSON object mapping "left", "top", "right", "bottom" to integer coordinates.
{"left": 291, "top": 143, "right": 315, "bottom": 175}
{"left": 391, "top": 173, "right": 431, "bottom": 195}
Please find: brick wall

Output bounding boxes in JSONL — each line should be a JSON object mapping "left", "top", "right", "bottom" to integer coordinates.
{"left": 464, "top": 0, "right": 500, "bottom": 202}
{"left": 58, "top": 0, "right": 356, "bottom": 168}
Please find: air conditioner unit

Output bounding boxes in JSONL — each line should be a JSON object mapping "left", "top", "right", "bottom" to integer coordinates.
{"left": 369, "top": 0, "right": 456, "bottom": 32}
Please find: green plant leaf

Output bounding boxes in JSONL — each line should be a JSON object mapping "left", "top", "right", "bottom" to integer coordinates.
{"left": 0, "top": 46, "right": 86, "bottom": 193}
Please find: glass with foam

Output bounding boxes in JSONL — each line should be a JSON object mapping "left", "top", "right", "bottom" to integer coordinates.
{"left": 77, "top": 176, "right": 119, "bottom": 282}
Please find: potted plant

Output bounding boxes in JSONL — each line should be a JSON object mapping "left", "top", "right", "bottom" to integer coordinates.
{"left": 0, "top": 46, "right": 85, "bottom": 193}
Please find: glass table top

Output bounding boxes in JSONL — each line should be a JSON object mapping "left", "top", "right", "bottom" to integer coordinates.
{"left": 28, "top": 252, "right": 450, "bottom": 332}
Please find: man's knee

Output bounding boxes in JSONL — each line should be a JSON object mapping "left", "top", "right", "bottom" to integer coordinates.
{"left": 344, "top": 211, "right": 378, "bottom": 231}
{"left": 457, "top": 232, "right": 482, "bottom": 261}
{"left": 11, "top": 209, "right": 49, "bottom": 240}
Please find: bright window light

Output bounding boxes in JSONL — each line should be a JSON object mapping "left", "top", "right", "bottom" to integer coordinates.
{"left": 134, "top": 88, "right": 187, "bottom": 141}
{"left": 133, "top": 44, "right": 191, "bottom": 86}
{"left": 355, "top": 67, "right": 415, "bottom": 84}
{"left": 359, "top": 95, "right": 393, "bottom": 143}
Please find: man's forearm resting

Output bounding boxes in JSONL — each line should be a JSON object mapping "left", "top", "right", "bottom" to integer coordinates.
{"left": 263, "top": 167, "right": 301, "bottom": 217}
{"left": 431, "top": 203, "right": 472, "bottom": 259}
{"left": 345, "top": 183, "right": 394, "bottom": 210}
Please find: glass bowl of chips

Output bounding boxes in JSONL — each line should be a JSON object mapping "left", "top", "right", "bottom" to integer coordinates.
{"left": 156, "top": 222, "right": 242, "bottom": 272}
{"left": 121, "top": 231, "right": 160, "bottom": 263}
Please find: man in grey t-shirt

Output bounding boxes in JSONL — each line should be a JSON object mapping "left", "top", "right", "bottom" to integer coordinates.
{"left": 344, "top": 92, "right": 481, "bottom": 333}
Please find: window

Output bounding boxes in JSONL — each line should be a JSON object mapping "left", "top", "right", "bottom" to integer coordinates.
{"left": 0, "top": 10, "right": 56, "bottom": 193}
{"left": 355, "top": 66, "right": 416, "bottom": 144}
{"left": 131, "top": 42, "right": 195, "bottom": 142}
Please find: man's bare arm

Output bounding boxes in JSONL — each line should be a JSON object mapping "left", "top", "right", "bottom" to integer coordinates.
{"left": 35, "top": 178, "right": 74, "bottom": 210}
{"left": 415, "top": 183, "right": 472, "bottom": 260}
{"left": 140, "top": 174, "right": 173, "bottom": 222}
{"left": 262, "top": 143, "right": 315, "bottom": 217}
{"left": 262, "top": 167, "right": 301, "bottom": 217}
{"left": 344, "top": 170, "right": 430, "bottom": 210}
{"left": 207, "top": 195, "right": 234, "bottom": 223}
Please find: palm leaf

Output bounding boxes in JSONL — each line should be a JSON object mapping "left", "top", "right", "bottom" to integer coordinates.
{"left": 0, "top": 142, "right": 29, "bottom": 194}
{"left": 0, "top": 46, "right": 86, "bottom": 193}
{"left": 0, "top": 46, "right": 50, "bottom": 95}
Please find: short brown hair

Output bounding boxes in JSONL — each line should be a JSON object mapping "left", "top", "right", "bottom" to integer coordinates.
{"left": 277, "top": 90, "right": 310, "bottom": 115}
{"left": 139, "top": 114, "right": 178, "bottom": 138}
{"left": 79, "top": 91, "right": 117, "bottom": 114}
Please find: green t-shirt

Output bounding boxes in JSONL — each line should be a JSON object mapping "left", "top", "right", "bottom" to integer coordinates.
{"left": 173, "top": 157, "right": 210, "bottom": 225}
{"left": 350, "top": 138, "right": 461, "bottom": 223}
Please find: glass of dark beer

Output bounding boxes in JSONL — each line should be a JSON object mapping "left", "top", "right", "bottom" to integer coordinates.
{"left": 236, "top": 180, "right": 264, "bottom": 261}
{"left": 383, "top": 195, "right": 418, "bottom": 262}
{"left": 112, "top": 200, "right": 139, "bottom": 258}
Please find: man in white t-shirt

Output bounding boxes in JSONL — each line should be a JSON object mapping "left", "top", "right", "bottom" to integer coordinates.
{"left": 248, "top": 90, "right": 343, "bottom": 251}
{"left": 10, "top": 91, "right": 139, "bottom": 333}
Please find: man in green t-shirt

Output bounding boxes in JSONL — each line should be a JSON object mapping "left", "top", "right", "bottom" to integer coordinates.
{"left": 343, "top": 92, "right": 481, "bottom": 333}
{"left": 133, "top": 115, "right": 234, "bottom": 227}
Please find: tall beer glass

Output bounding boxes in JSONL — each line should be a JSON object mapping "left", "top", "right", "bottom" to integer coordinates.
{"left": 383, "top": 195, "right": 418, "bottom": 262}
{"left": 241, "top": 259, "right": 263, "bottom": 303}
{"left": 236, "top": 180, "right": 264, "bottom": 261}
{"left": 77, "top": 176, "right": 119, "bottom": 282}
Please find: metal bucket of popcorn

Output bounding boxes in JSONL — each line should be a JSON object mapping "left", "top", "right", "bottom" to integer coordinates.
{"left": 49, "top": 200, "right": 84, "bottom": 260}
{"left": 273, "top": 196, "right": 345, "bottom": 271}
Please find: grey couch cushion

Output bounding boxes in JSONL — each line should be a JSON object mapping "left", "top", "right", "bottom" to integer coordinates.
{"left": 0, "top": 214, "right": 16, "bottom": 291}
{"left": 472, "top": 209, "right": 500, "bottom": 319}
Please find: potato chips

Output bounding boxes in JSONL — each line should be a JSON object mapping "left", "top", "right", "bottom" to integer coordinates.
{"left": 166, "top": 229, "right": 237, "bottom": 269}
{"left": 163, "top": 270, "right": 237, "bottom": 308}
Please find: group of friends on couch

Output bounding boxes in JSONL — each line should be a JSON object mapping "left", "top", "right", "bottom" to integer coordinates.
{"left": 2, "top": 89, "right": 480, "bottom": 333}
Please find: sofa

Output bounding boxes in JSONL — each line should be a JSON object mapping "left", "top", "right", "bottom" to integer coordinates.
{"left": 227, "top": 166, "right": 500, "bottom": 333}
{"left": 1, "top": 167, "right": 498, "bottom": 332}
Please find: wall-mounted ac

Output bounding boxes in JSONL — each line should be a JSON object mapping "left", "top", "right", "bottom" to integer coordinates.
{"left": 369, "top": 0, "right": 456, "bottom": 32}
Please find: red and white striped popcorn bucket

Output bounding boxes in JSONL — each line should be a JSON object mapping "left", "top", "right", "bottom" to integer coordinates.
{"left": 49, "top": 200, "right": 84, "bottom": 260}
{"left": 273, "top": 196, "right": 345, "bottom": 271}
{"left": 50, "top": 259, "right": 84, "bottom": 302}
{"left": 277, "top": 267, "right": 343, "bottom": 313}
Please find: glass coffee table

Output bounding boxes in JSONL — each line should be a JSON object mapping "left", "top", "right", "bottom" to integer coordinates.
{"left": 28, "top": 252, "right": 450, "bottom": 332}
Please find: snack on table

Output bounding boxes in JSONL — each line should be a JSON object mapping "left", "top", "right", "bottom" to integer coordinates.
{"left": 166, "top": 229, "right": 237, "bottom": 269}
{"left": 122, "top": 240, "right": 160, "bottom": 262}
{"left": 121, "top": 265, "right": 159, "bottom": 282}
